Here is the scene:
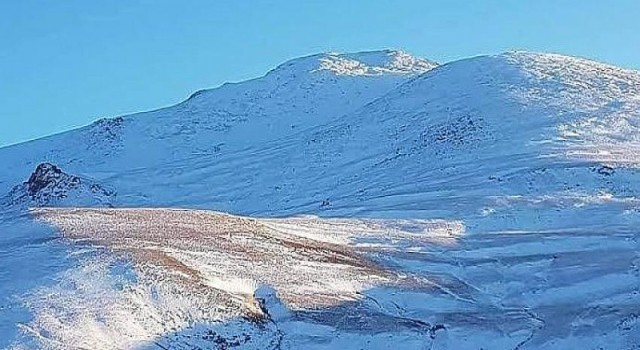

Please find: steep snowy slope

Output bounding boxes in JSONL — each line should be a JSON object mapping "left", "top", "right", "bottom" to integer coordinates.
{"left": 0, "top": 49, "right": 436, "bottom": 195}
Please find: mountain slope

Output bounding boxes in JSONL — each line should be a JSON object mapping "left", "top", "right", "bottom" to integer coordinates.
{"left": 2, "top": 52, "right": 640, "bottom": 229}
{"left": 0, "top": 50, "right": 436, "bottom": 195}
{"left": 2, "top": 50, "right": 640, "bottom": 350}
{"left": 281, "top": 51, "right": 640, "bottom": 227}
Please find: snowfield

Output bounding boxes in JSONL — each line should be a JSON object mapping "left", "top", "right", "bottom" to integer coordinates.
{"left": 1, "top": 49, "right": 640, "bottom": 349}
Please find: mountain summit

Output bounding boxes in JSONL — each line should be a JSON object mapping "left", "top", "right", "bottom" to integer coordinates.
{"left": 267, "top": 49, "right": 438, "bottom": 76}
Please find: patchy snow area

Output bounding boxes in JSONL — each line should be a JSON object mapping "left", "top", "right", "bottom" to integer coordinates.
{"left": 6, "top": 207, "right": 637, "bottom": 350}
{"left": 1, "top": 49, "right": 640, "bottom": 349}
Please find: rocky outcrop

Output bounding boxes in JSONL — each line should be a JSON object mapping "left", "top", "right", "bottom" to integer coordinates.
{"left": 3, "top": 163, "right": 115, "bottom": 208}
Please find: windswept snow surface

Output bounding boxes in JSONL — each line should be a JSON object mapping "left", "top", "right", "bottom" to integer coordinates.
{"left": 1, "top": 50, "right": 640, "bottom": 349}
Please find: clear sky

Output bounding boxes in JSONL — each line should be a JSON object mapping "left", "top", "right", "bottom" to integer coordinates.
{"left": 1, "top": 0, "right": 639, "bottom": 147}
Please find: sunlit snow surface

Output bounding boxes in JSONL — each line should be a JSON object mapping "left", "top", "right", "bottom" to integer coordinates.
{"left": 1, "top": 50, "right": 640, "bottom": 349}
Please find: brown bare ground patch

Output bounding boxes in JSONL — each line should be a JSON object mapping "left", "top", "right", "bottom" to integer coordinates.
{"left": 31, "top": 207, "right": 393, "bottom": 308}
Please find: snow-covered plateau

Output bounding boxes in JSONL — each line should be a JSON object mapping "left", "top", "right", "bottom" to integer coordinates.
{"left": 1, "top": 49, "right": 639, "bottom": 349}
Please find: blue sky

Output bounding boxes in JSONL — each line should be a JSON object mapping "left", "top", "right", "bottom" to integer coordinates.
{"left": 1, "top": 0, "right": 639, "bottom": 147}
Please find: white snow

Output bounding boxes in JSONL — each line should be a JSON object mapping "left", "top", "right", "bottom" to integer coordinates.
{"left": 315, "top": 50, "right": 437, "bottom": 76}
{"left": 1, "top": 49, "right": 640, "bottom": 349}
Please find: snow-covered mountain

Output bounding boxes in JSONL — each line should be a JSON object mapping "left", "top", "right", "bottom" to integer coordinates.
{"left": 2, "top": 50, "right": 639, "bottom": 227}
{"left": 1, "top": 49, "right": 640, "bottom": 349}
{"left": 0, "top": 50, "right": 437, "bottom": 192}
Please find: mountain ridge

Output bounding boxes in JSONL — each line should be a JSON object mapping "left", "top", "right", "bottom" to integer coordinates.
{"left": 1, "top": 49, "right": 639, "bottom": 225}
{"left": 1, "top": 49, "right": 636, "bottom": 153}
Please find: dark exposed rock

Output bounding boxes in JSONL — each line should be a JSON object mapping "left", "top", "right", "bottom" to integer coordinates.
{"left": 26, "top": 163, "right": 80, "bottom": 197}
{"left": 200, "top": 330, "right": 250, "bottom": 349}
{"left": 2, "top": 162, "right": 115, "bottom": 208}
{"left": 86, "top": 116, "right": 125, "bottom": 155}
{"left": 597, "top": 165, "right": 615, "bottom": 176}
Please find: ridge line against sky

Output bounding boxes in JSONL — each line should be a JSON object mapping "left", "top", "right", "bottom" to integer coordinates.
{"left": 1, "top": 0, "right": 639, "bottom": 147}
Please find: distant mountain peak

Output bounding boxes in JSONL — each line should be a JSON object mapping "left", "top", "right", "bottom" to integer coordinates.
{"left": 268, "top": 49, "right": 438, "bottom": 78}
{"left": 316, "top": 50, "right": 438, "bottom": 76}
